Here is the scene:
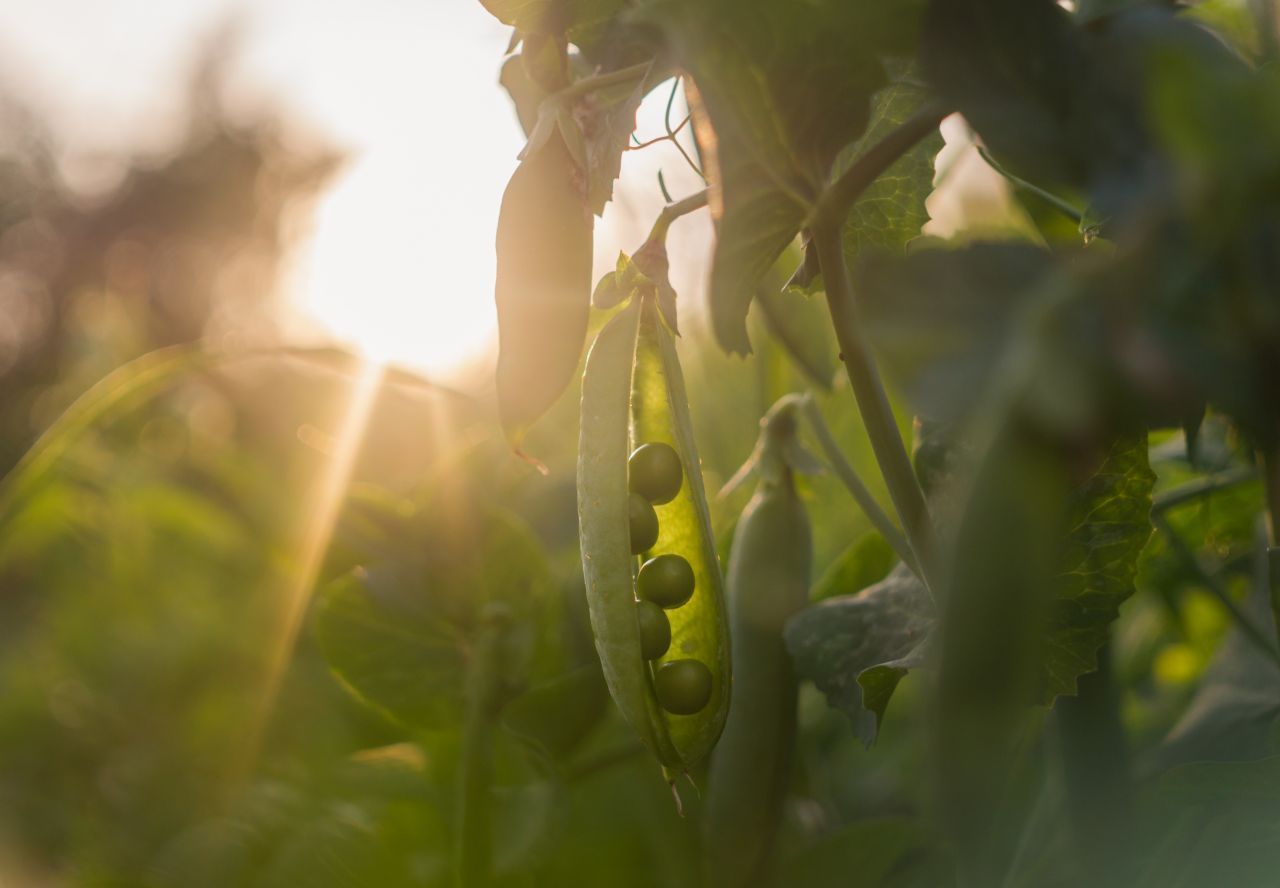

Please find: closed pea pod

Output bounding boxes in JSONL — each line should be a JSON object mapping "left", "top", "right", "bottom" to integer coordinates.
{"left": 577, "top": 295, "right": 731, "bottom": 779}
{"left": 703, "top": 395, "right": 814, "bottom": 888}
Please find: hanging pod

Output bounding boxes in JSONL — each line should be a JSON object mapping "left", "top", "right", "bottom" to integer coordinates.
{"left": 704, "top": 395, "right": 815, "bottom": 888}
{"left": 577, "top": 295, "right": 731, "bottom": 777}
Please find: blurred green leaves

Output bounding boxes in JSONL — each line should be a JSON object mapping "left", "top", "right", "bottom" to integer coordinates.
{"left": 314, "top": 507, "right": 555, "bottom": 731}
{"left": 644, "top": 0, "right": 926, "bottom": 354}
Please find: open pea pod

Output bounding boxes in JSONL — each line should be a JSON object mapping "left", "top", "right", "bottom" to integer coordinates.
{"left": 577, "top": 296, "right": 730, "bottom": 775}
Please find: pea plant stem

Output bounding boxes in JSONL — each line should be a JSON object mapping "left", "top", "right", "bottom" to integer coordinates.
{"left": 454, "top": 617, "right": 506, "bottom": 888}
{"left": 648, "top": 188, "right": 709, "bottom": 242}
{"left": 1151, "top": 465, "right": 1258, "bottom": 513}
{"left": 1260, "top": 443, "right": 1280, "bottom": 636}
{"left": 798, "top": 394, "right": 921, "bottom": 576}
{"left": 1151, "top": 512, "right": 1280, "bottom": 668}
{"left": 811, "top": 222, "right": 936, "bottom": 594}
{"left": 557, "top": 60, "right": 655, "bottom": 102}
{"left": 812, "top": 100, "right": 950, "bottom": 232}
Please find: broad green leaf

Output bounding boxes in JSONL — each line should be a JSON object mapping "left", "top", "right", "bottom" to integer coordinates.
{"left": 644, "top": 0, "right": 897, "bottom": 353}
{"left": 313, "top": 509, "right": 553, "bottom": 730}
{"left": 1042, "top": 432, "right": 1155, "bottom": 702}
{"left": 788, "top": 432, "right": 1152, "bottom": 746}
{"left": 785, "top": 563, "right": 931, "bottom": 746}
{"left": 919, "top": 0, "right": 1107, "bottom": 189}
{"left": 837, "top": 67, "right": 943, "bottom": 263}
{"left": 494, "top": 130, "right": 594, "bottom": 448}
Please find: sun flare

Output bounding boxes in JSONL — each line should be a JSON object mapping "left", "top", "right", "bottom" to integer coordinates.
{"left": 293, "top": 161, "right": 502, "bottom": 377}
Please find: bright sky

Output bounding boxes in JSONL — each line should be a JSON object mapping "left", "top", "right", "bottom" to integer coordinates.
{"left": 0, "top": 0, "right": 710, "bottom": 383}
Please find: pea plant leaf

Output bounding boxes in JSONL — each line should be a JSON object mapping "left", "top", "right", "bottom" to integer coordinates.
{"left": 494, "top": 130, "right": 594, "bottom": 450}
{"left": 786, "top": 432, "right": 1153, "bottom": 744}
{"left": 313, "top": 508, "right": 555, "bottom": 730}
{"left": 785, "top": 563, "right": 932, "bottom": 747}
{"left": 577, "top": 71, "right": 650, "bottom": 216}
{"left": 1041, "top": 431, "right": 1155, "bottom": 701}
{"left": 643, "top": 0, "right": 904, "bottom": 354}
{"left": 837, "top": 65, "right": 944, "bottom": 263}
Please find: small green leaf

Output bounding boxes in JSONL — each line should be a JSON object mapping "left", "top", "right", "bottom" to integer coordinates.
{"left": 579, "top": 70, "right": 651, "bottom": 215}
{"left": 785, "top": 564, "right": 932, "bottom": 746}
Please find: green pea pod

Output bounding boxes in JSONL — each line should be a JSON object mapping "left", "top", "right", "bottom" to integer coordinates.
{"left": 577, "top": 297, "right": 730, "bottom": 774}
{"left": 703, "top": 395, "right": 814, "bottom": 888}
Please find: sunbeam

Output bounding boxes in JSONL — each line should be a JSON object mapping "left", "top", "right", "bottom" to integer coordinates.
{"left": 234, "top": 358, "right": 386, "bottom": 782}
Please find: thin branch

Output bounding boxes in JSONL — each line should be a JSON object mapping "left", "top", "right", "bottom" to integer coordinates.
{"left": 626, "top": 115, "right": 691, "bottom": 152}
{"left": 557, "top": 60, "right": 653, "bottom": 102}
{"left": 669, "top": 135, "right": 708, "bottom": 183}
{"left": 663, "top": 76, "right": 681, "bottom": 135}
{"left": 799, "top": 394, "right": 921, "bottom": 576}
{"left": 976, "top": 145, "right": 1085, "bottom": 226}
{"left": 1152, "top": 512, "right": 1280, "bottom": 669}
{"left": 1152, "top": 466, "right": 1258, "bottom": 513}
{"left": 812, "top": 221, "right": 936, "bottom": 596}
{"left": 812, "top": 99, "right": 950, "bottom": 230}
{"left": 646, "top": 188, "right": 709, "bottom": 243}
{"left": 1260, "top": 441, "right": 1280, "bottom": 638}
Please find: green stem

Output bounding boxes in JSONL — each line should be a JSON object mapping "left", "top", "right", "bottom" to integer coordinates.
{"left": 798, "top": 394, "right": 920, "bottom": 576}
{"left": 1152, "top": 466, "right": 1258, "bottom": 513}
{"left": 975, "top": 146, "right": 1085, "bottom": 226}
{"left": 647, "top": 188, "right": 709, "bottom": 242}
{"left": 1152, "top": 512, "right": 1280, "bottom": 669}
{"left": 811, "top": 222, "right": 936, "bottom": 593}
{"left": 812, "top": 100, "right": 950, "bottom": 230}
{"left": 455, "top": 614, "right": 507, "bottom": 888}
{"left": 557, "top": 61, "right": 655, "bottom": 103}
{"left": 1260, "top": 444, "right": 1280, "bottom": 639}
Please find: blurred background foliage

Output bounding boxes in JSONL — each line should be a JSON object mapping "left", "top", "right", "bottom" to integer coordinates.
{"left": 0, "top": 2, "right": 1278, "bottom": 887}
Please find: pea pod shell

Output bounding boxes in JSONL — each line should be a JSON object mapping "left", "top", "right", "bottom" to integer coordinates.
{"left": 704, "top": 403, "right": 813, "bottom": 887}
{"left": 631, "top": 303, "right": 731, "bottom": 765}
{"left": 578, "top": 300, "right": 681, "bottom": 766}
{"left": 577, "top": 298, "right": 730, "bottom": 770}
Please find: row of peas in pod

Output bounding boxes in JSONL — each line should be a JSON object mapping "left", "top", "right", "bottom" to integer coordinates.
{"left": 578, "top": 296, "right": 729, "bottom": 779}
{"left": 627, "top": 442, "right": 712, "bottom": 716}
